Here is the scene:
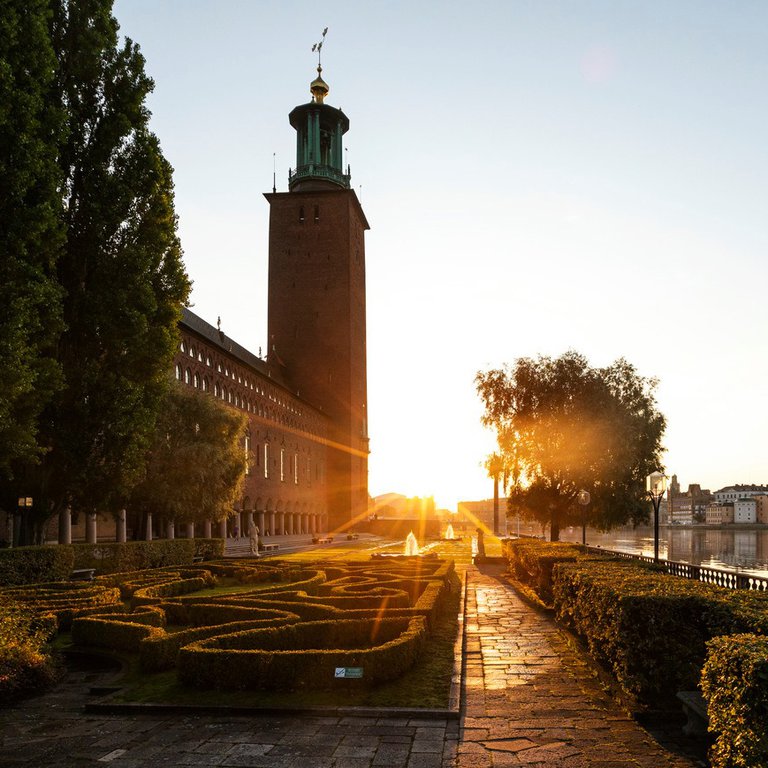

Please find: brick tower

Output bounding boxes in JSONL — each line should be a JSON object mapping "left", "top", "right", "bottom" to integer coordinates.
{"left": 265, "top": 63, "right": 369, "bottom": 532}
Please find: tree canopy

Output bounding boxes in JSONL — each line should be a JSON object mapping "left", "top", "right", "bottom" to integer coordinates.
{"left": 0, "top": 1, "right": 65, "bottom": 477}
{"left": 476, "top": 351, "right": 666, "bottom": 541}
{"left": 0, "top": 0, "right": 190, "bottom": 543}
{"left": 128, "top": 386, "right": 248, "bottom": 530}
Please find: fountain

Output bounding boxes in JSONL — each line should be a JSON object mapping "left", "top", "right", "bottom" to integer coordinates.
{"left": 404, "top": 531, "right": 419, "bottom": 556}
{"left": 444, "top": 523, "right": 455, "bottom": 540}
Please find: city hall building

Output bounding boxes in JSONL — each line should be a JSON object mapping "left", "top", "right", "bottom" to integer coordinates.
{"left": 174, "top": 64, "right": 370, "bottom": 538}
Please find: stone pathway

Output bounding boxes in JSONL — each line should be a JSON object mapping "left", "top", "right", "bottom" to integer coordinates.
{"left": 457, "top": 563, "right": 701, "bottom": 768}
{"left": 0, "top": 561, "right": 706, "bottom": 767}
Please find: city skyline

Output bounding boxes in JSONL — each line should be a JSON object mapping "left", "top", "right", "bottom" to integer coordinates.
{"left": 113, "top": 1, "right": 768, "bottom": 509}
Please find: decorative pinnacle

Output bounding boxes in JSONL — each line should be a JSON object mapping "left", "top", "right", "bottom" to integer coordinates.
{"left": 310, "top": 27, "right": 329, "bottom": 103}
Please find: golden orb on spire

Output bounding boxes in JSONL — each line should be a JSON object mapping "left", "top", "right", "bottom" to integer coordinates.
{"left": 310, "top": 65, "right": 329, "bottom": 104}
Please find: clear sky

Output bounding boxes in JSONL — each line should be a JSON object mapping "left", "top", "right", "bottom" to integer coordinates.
{"left": 112, "top": 1, "right": 767, "bottom": 510}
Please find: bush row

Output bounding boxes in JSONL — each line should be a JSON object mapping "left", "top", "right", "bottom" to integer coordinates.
{"left": 72, "top": 539, "right": 224, "bottom": 574}
{"left": 0, "top": 546, "right": 74, "bottom": 586}
{"left": 0, "top": 539, "right": 226, "bottom": 587}
{"left": 701, "top": 633, "right": 768, "bottom": 768}
{"left": 71, "top": 615, "right": 165, "bottom": 652}
{"left": 505, "top": 539, "right": 768, "bottom": 767}
{"left": 140, "top": 612, "right": 302, "bottom": 672}
{"left": 177, "top": 616, "right": 428, "bottom": 691}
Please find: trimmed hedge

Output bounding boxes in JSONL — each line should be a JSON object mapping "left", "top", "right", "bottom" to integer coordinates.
{"left": 140, "top": 610, "right": 301, "bottom": 671}
{"left": 702, "top": 633, "right": 768, "bottom": 768}
{"left": 552, "top": 559, "right": 768, "bottom": 704}
{"left": 71, "top": 615, "right": 165, "bottom": 652}
{"left": 0, "top": 546, "right": 74, "bottom": 586}
{"left": 177, "top": 616, "right": 428, "bottom": 691}
{"left": 503, "top": 538, "right": 593, "bottom": 604}
{"left": 72, "top": 539, "right": 223, "bottom": 574}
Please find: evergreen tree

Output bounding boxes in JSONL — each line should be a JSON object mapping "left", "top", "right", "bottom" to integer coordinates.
{"left": 476, "top": 351, "right": 666, "bottom": 541}
{"left": 0, "top": 1, "right": 65, "bottom": 479}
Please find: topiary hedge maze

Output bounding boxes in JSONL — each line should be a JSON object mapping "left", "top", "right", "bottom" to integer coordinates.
{"left": 2, "top": 557, "right": 456, "bottom": 694}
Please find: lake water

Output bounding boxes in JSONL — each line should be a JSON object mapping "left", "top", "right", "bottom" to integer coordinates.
{"left": 506, "top": 520, "right": 768, "bottom": 578}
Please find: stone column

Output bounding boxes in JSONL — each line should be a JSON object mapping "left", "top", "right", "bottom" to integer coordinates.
{"left": 116, "top": 509, "right": 127, "bottom": 543}
{"left": 166, "top": 520, "right": 175, "bottom": 539}
{"left": 286, "top": 514, "right": 293, "bottom": 535}
{"left": 86, "top": 513, "right": 98, "bottom": 544}
{"left": 269, "top": 512, "right": 275, "bottom": 537}
{"left": 145, "top": 512, "right": 153, "bottom": 541}
{"left": 302, "top": 514, "right": 309, "bottom": 535}
{"left": 257, "top": 511, "right": 265, "bottom": 535}
{"left": 218, "top": 519, "right": 227, "bottom": 539}
{"left": 203, "top": 520, "right": 212, "bottom": 538}
{"left": 277, "top": 512, "right": 285, "bottom": 535}
{"left": 185, "top": 522, "right": 195, "bottom": 539}
{"left": 58, "top": 507, "right": 72, "bottom": 545}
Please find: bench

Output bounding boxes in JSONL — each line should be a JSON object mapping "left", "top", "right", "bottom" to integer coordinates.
{"left": 346, "top": 533, "right": 359, "bottom": 540}
{"left": 70, "top": 568, "right": 96, "bottom": 581}
{"left": 677, "top": 690, "right": 709, "bottom": 736}
{"left": 261, "top": 543, "right": 279, "bottom": 552}
{"left": 192, "top": 555, "right": 204, "bottom": 563}
{"left": 315, "top": 537, "right": 333, "bottom": 544}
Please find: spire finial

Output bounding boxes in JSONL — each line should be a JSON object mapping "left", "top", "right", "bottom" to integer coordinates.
{"left": 310, "top": 27, "right": 329, "bottom": 103}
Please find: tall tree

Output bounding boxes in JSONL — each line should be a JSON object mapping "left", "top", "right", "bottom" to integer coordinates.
{"left": 1, "top": 0, "right": 190, "bottom": 542}
{"left": 0, "top": 1, "right": 65, "bottom": 478}
{"left": 476, "top": 351, "right": 666, "bottom": 541}
{"left": 128, "top": 385, "right": 248, "bottom": 534}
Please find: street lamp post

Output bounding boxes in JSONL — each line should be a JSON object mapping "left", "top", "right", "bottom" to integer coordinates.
{"left": 646, "top": 472, "right": 668, "bottom": 563}
{"left": 577, "top": 490, "right": 590, "bottom": 546}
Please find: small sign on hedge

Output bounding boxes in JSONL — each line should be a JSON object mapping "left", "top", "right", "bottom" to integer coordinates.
{"left": 334, "top": 667, "right": 363, "bottom": 679}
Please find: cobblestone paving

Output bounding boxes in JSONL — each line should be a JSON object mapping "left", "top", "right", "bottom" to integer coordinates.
{"left": 457, "top": 563, "right": 699, "bottom": 768}
{"left": 0, "top": 560, "right": 706, "bottom": 767}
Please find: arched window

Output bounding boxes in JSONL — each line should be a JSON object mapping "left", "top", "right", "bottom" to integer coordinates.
{"left": 184, "top": 368, "right": 191, "bottom": 384}
{"left": 175, "top": 363, "right": 182, "bottom": 381}
{"left": 244, "top": 433, "right": 251, "bottom": 476}
{"left": 202, "top": 377, "right": 209, "bottom": 392}
{"left": 180, "top": 340, "right": 186, "bottom": 353}
{"left": 214, "top": 382, "right": 220, "bottom": 397}
{"left": 188, "top": 346, "right": 195, "bottom": 358}
{"left": 227, "top": 390, "right": 233, "bottom": 403}
{"left": 264, "top": 444, "right": 269, "bottom": 478}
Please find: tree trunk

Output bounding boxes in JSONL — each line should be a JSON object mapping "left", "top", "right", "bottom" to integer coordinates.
{"left": 550, "top": 508, "right": 560, "bottom": 542}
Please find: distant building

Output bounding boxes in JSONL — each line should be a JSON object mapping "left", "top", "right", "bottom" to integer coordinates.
{"left": 734, "top": 498, "right": 757, "bottom": 524}
{"left": 705, "top": 503, "right": 734, "bottom": 525}
{"left": 714, "top": 485, "right": 768, "bottom": 503}
{"left": 457, "top": 498, "right": 509, "bottom": 532}
{"left": 667, "top": 475, "right": 712, "bottom": 524}
{"left": 755, "top": 495, "right": 768, "bottom": 524}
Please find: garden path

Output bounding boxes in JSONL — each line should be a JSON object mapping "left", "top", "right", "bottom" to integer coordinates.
{"left": 458, "top": 562, "right": 705, "bottom": 768}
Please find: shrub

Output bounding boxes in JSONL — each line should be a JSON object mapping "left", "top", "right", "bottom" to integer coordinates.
{"left": 177, "top": 616, "right": 427, "bottom": 691}
{"left": 71, "top": 616, "right": 165, "bottom": 652}
{"left": 72, "top": 539, "right": 209, "bottom": 574}
{"left": 0, "top": 599, "right": 59, "bottom": 701}
{"left": 552, "top": 559, "right": 768, "bottom": 704}
{"left": 0, "top": 546, "right": 74, "bottom": 586}
{"left": 702, "top": 634, "right": 768, "bottom": 768}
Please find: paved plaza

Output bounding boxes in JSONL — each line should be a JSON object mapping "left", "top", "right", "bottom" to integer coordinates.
{"left": 0, "top": 562, "right": 705, "bottom": 767}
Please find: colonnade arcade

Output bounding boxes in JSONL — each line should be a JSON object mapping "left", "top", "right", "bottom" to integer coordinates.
{"left": 53, "top": 505, "right": 328, "bottom": 544}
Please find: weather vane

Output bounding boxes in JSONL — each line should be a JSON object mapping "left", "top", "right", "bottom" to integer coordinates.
{"left": 311, "top": 27, "right": 328, "bottom": 67}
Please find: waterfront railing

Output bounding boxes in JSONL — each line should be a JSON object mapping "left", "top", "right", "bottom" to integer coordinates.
{"left": 580, "top": 545, "right": 768, "bottom": 591}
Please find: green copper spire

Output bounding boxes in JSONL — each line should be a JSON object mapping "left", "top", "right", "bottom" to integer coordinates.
{"left": 288, "top": 29, "right": 351, "bottom": 191}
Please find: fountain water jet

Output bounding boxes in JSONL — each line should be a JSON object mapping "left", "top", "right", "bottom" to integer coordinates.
{"left": 444, "top": 523, "right": 455, "bottom": 540}
{"left": 404, "top": 531, "right": 419, "bottom": 556}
